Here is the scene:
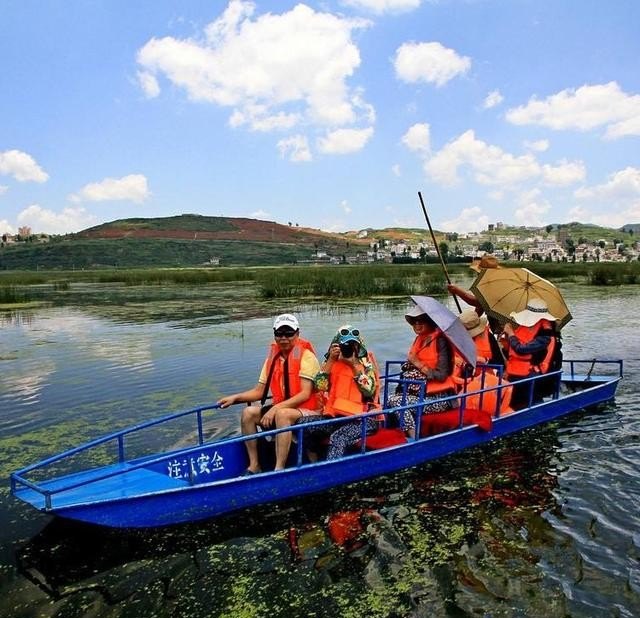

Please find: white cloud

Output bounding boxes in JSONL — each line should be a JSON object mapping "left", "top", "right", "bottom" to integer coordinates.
{"left": 483, "top": 89, "right": 503, "bottom": 109}
{"left": 137, "top": 71, "right": 160, "bottom": 98}
{"left": 229, "top": 105, "right": 301, "bottom": 131}
{"left": 249, "top": 209, "right": 271, "bottom": 219}
{"left": 439, "top": 207, "right": 489, "bottom": 233}
{"left": 17, "top": 204, "right": 98, "bottom": 234}
{"left": 0, "top": 149, "right": 49, "bottom": 183}
{"left": 0, "top": 185, "right": 8, "bottom": 195}
{"left": 277, "top": 135, "right": 312, "bottom": 162}
{"left": 425, "top": 130, "right": 540, "bottom": 186}
{"left": 574, "top": 166, "right": 640, "bottom": 202}
{"left": 542, "top": 159, "right": 586, "bottom": 186}
{"left": 513, "top": 189, "right": 551, "bottom": 227}
{"left": 401, "top": 123, "right": 431, "bottom": 153}
{"left": 391, "top": 164, "right": 401, "bottom": 176}
{"left": 524, "top": 139, "right": 549, "bottom": 152}
{"left": 566, "top": 202, "right": 640, "bottom": 229}
{"left": 1, "top": 219, "right": 15, "bottom": 235}
{"left": 70, "top": 174, "right": 150, "bottom": 204}
{"left": 394, "top": 41, "right": 471, "bottom": 87}
{"left": 506, "top": 82, "right": 640, "bottom": 139}
{"left": 341, "top": 0, "right": 421, "bottom": 14}
{"left": 317, "top": 127, "right": 374, "bottom": 154}
{"left": 424, "top": 130, "right": 584, "bottom": 191}
{"left": 137, "top": 2, "right": 373, "bottom": 132}
{"left": 340, "top": 199, "right": 352, "bottom": 214}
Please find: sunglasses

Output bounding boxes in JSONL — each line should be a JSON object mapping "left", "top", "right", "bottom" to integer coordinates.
{"left": 339, "top": 328, "right": 360, "bottom": 337}
{"left": 274, "top": 329, "right": 297, "bottom": 338}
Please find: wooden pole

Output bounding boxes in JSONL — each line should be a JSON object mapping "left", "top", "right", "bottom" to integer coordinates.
{"left": 417, "top": 191, "right": 462, "bottom": 313}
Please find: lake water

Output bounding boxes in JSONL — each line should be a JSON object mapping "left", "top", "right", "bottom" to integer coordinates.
{"left": 1, "top": 282, "right": 639, "bottom": 617}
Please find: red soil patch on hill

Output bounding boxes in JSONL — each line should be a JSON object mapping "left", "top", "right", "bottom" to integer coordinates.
{"left": 78, "top": 217, "right": 368, "bottom": 245}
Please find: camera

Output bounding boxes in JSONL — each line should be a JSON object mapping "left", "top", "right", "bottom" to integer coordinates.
{"left": 339, "top": 341, "right": 355, "bottom": 358}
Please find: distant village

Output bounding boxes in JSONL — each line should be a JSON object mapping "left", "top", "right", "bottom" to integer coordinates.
{"left": 303, "top": 221, "right": 640, "bottom": 266}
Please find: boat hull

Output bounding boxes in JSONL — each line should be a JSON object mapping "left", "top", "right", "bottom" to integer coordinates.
{"left": 13, "top": 373, "right": 620, "bottom": 528}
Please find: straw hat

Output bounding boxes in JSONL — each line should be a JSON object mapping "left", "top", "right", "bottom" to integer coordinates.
{"left": 459, "top": 309, "right": 487, "bottom": 338}
{"left": 510, "top": 298, "right": 558, "bottom": 327}
{"left": 469, "top": 255, "right": 501, "bottom": 272}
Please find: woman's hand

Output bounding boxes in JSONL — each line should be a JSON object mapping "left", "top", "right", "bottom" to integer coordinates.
{"left": 327, "top": 343, "right": 341, "bottom": 361}
{"left": 503, "top": 323, "right": 515, "bottom": 337}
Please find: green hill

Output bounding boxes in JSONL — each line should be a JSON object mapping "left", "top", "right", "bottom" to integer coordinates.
{"left": 0, "top": 215, "right": 366, "bottom": 270}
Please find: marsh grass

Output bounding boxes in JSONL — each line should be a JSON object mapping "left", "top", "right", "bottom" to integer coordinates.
{"left": 257, "top": 265, "right": 446, "bottom": 298}
{"left": 0, "top": 286, "right": 30, "bottom": 303}
{"left": 589, "top": 263, "right": 640, "bottom": 285}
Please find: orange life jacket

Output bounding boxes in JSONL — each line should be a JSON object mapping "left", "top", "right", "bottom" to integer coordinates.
{"left": 409, "top": 330, "right": 456, "bottom": 394}
{"left": 324, "top": 352, "right": 381, "bottom": 417}
{"left": 474, "top": 327, "right": 494, "bottom": 365}
{"left": 506, "top": 320, "right": 557, "bottom": 378}
{"left": 453, "top": 326, "right": 494, "bottom": 380}
{"left": 266, "top": 338, "right": 320, "bottom": 410}
{"left": 461, "top": 371, "right": 514, "bottom": 415}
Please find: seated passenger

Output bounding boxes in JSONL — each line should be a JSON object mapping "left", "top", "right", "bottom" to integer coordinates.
{"left": 387, "top": 304, "right": 457, "bottom": 437}
{"left": 299, "top": 325, "right": 379, "bottom": 460}
{"left": 502, "top": 298, "right": 561, "bottom": 410}
{"left": 217, "top": 314, "right": 321, "bottom": 473}
{"left": 453, "top": 309, "right": 505, "bottom": 381}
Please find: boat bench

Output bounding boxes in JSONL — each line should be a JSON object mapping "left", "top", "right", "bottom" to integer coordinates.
{"left": 355, "top": 407, "right": 493, "bottom": 451}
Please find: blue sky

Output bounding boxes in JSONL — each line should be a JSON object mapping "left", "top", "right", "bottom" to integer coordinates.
{"left": 1, "top": 0, "right": 639, "bottom": 236}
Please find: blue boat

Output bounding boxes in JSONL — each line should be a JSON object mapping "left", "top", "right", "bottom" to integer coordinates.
{"left": 10, "top": 359, "right": 623, "bottom": 529}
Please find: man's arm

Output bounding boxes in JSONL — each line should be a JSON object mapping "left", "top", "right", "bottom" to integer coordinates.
{"left": 218, "top": 382, "right": 266, "bottom": 408}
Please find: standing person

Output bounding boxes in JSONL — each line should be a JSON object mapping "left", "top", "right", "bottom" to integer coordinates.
{"left": 388, "top": 305, "right": 457, "bottom": 437}
{"left": 217, "top": 314, "right": 321, "bottom": 474}
{"left": 502, "top": 298, "right": 561, "bottom": 410}
{"left": 447, "top": 255, "right": 501, "bottom": 314}
{"left": 311, "top": 325, "right": 380, "bottom": 460}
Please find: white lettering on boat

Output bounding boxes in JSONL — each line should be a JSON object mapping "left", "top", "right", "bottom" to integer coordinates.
{"left": 167, "top": 451, "right": 224, "bottom": 479}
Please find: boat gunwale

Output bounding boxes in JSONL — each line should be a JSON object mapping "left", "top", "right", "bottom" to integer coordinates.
{"left": 10, "top": 359, "right": 623, "bottom": 515}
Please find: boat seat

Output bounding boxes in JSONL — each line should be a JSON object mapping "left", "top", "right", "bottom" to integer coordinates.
{"left": 356, "top": 428, "right": 407, "bottom": 450}
{"left": 420, "top": 407, "right": 492, "bottom": 437}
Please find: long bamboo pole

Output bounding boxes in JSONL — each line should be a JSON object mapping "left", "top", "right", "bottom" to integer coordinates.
{"left": 417, "top": 191, "right": 462, "bottom": 313}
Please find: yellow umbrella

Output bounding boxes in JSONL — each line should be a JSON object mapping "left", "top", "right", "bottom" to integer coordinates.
{"left": 470, "top": 267, "right": 572, "bottom": 329}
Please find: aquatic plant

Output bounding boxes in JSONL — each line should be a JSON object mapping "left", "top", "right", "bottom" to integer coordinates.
{"left": 258, "top": 265, "right": 446, "bottom": 299}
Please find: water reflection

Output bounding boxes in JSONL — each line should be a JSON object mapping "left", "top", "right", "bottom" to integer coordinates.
{"left": 2, "top": 284, "right": 640, "bottom": 616}
{"left": 10, "top": 429, "right": 573, "bottom": 617}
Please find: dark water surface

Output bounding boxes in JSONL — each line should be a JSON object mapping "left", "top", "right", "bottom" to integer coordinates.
{"left": 0, "top": 282, "right": 639, "bottom": 617}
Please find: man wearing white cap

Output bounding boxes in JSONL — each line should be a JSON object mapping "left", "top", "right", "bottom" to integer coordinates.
{"left": 218, "top": 313, "right": 321, "bottom": 474}
{"left": 502, "top": 298, "right": 561, "bottom": 409}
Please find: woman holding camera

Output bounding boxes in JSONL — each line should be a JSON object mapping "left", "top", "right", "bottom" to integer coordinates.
{"left": 310, "top": 325, "right": 380, "bottom": 460}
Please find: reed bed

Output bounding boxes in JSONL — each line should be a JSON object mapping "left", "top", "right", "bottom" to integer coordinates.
{"left": 257, "top": 265, "right": 446, "bottom": 298}
{"left": 589, "top": 263, "right": 640, "bottom": 285}
{"left": 0, "top": 268, "right": 257, "bottom": 287}
{"left": 0, "top": 286, "right": 31, "bottom": 303}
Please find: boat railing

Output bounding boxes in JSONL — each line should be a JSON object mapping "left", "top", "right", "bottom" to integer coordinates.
{"left": 10, "top": 359, "right": 623, "bottom": 509}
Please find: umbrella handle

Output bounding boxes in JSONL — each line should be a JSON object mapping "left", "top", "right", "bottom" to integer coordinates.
{"left": 418, "top": 191, "right": 462, "bottom": 313}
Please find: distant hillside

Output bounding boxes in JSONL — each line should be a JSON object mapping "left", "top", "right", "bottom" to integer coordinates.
{"left": 77, "top": 214, "right": 359, "bottom": 245}
{"left": 0, "top": 215, "right": 369, "bottom": 270}
{"left": 1, "top": 214, "right": 636, "bottom": 271}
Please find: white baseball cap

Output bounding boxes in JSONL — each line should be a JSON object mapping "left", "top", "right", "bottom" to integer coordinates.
{"left": 273, "top": 314, "right": 299, "bottom": 331}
